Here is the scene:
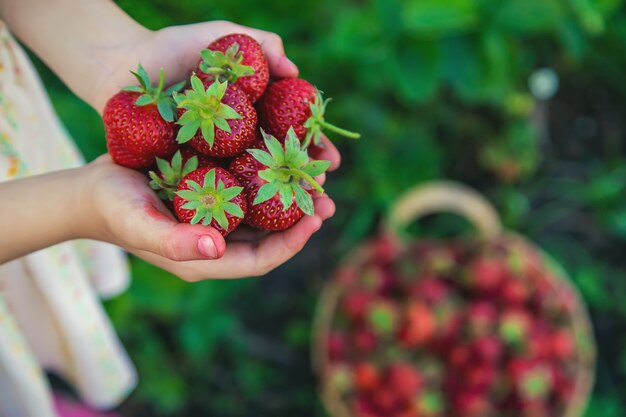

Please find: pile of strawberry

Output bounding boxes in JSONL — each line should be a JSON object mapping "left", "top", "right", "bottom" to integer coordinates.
{"left": 103, "top": 34, "right": 358, "bottom": 235}
{"left": 323, "top": 236, "right": 590, "bottom": 417}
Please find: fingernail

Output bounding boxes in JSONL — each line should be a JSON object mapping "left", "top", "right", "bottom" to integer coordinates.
{"left": 197, "top": 235, "right": 218, "bottom": 259}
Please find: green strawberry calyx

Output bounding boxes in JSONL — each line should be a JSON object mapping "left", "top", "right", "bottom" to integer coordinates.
{"left": 174, "top": 76, "right": 242, "bottom": 148}
{"left": 302, "top": 89, "right": 361, "bottom": 148}
{"left": 122, "top": 64, "right": 184, "bottom": 122}
{"left": 148, "top": 151, "right": 198, "bottom": 201}
{"left": 248, "top": 128, "right": 331, "bottom": 216}
{"left": 175, "top": 169, "right": 244, "bottom": 229}
{"left": 199, "top": 43, "right": 255, "bottom": 83}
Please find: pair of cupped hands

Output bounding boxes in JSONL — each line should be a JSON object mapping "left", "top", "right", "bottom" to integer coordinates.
{"left": 83, "top": 21, "right": 339, "bottom": 280}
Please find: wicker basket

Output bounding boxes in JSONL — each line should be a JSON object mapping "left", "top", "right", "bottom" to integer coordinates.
{"left": 312, "top": 181, "right": 596, "bottom": 417}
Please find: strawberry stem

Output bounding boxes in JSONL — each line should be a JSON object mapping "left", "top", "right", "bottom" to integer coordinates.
{"left": 320, "top": 121, "right": 361, "bottom": 139}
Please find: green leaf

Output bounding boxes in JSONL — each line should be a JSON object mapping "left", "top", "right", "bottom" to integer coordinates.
{"left": 265, "top": 136, "right": 285, "bottom": 165}
{"left": 402, "top": 0, "right": 478, "bottom": 36}
{"left": 248, "top": 149, "right": 276, "bottom": 168}
{"left": 121, "top": 85, "right": 144, "bottom": 93}
{"left": 222, "top": 202, "right": 244, "bottom": 218}
{"left": 203, "top": 169, "right": 217, "bottom": 189}
{"left": 214, "top": 117, "right": 232, "bottom": 133}
{"left": 221, "top": 186, "right": 243, "bottom": 201}
{"left": 293, "top": 186, "right": 314, "bottom": 215}
{"left": 190, "top": 75, "right": 205, "bottom": 93}
{"left": 390, "top": 41, "right": 441, "bottom": 104}
{"left": 176, "top": 121, "right": 200, "bottom": 143}
{"left": 213, "top": 209, "right": 229, "bottom": 230}
{"left": 279, "top": 186, "right": 293, "bottom": 209}
{"left": 176, "top": 190, "right": 199, "bottom": 201}
{"left": 257, "top": 169, "right": 276, "bottom": 183}
{"left": 200, "top": 121, "right": 216, "bottom": 147}
{"left": 165, "top": 80, "right": 186, "bottom": 95}
{"left": 182, "top": 201, "right": 203, "bottom": 210}
{"left": 217, "top": 103, "right": 242, "bottom": 120}
{"left": 157, "top": 99, "right": 174, "bottom": 122}
{"left": 135, "top": 94, "right": 155, "bottom": 106}
{"left": 253, "top": 182, "right": 280, "bottom": 205}
{"left": 493, "top": 0, "right": 565, "bottom": 33}
{"left": 303, "top": 160, "right": 331, "bottom": 177}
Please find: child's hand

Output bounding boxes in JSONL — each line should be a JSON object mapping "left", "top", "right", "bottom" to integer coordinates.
{"left": 83, "top": 155, "right": 335, "bottom": 280}
{"left": 91, "top": 20, "right": 299, "bottom": 113}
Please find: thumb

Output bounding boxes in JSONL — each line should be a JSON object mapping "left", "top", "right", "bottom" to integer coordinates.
{"left": 121, "top": 202, "right": 227, "bottom": 262}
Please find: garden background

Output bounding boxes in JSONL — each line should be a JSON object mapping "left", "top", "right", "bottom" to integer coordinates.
{"left": 31, "top": 0, "right": 626, "bottom": 415}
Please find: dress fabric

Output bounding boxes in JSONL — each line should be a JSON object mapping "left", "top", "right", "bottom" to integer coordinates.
{"left": 0, "top": 21, "right": 137, "bottom": 417}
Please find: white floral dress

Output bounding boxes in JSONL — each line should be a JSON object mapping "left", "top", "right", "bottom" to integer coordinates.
{"left": 0, "top": 21, "right": 136, "bottom": 417}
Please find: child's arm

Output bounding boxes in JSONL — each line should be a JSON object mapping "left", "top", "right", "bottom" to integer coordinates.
{"left": 0, "top": 155, "right": 335, "bottom": 279}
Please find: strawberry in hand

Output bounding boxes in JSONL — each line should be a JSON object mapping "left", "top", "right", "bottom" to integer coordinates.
{"left": 198, "top": 33, "right": 269, "bottom": 103}
{"left": 229, "top": 128, "right": 330, "bottom": 230}
{"left": 103, "top": 64, "right": 184, "bottom": 169}
{"left": 174, "top": 167, "right": 247, "bottom": 236}
{"left": 258, "top": 78, "right": 360, "bottom": 147}
{"left": 174, "top": 76, "right": 257, "bottom": 157}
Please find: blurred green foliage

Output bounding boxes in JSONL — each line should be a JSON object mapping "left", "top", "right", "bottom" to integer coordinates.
{"left": 31, "top": 0, "right": 626, "bottom": 415}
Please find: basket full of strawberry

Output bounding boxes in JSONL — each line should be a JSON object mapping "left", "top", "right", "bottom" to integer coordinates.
{"left": 102, "top": 33, "right": 359, "bottom": 235}
{"left": 313, "top": 182, "right": 596, "bottom": 417}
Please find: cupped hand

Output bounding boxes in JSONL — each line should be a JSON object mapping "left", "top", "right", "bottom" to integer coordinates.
{"left": 82, "top": 155, "right": 335, "bottom": 280}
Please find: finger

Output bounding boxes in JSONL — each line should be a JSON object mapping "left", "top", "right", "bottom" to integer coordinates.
{"left": 312, "top": 194, "right": 336, "bottom": 221}
{"left": 314, "top": 172, "right": 327, "bottom": 187}
{"left": 122, "top": 199, "right": 227, "bottom": 262}
{"left": 308, "top": 135, "right": 341, "bottom": 171}
{"left": 230, "top": 26, "right": 299, "bottom": 78}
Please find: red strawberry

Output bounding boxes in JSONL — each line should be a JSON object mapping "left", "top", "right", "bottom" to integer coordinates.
{"left": 175, "top": 76, "right": 257, "bottom": 157}
{"left": 342, "top": 290, "right": 373, "bottom": 322}
{"left": 198, "top": 33, "right": 269, "bottom": 103}
{"left": 470, "top": 336, "right": 504, "bottom": 364}
{"left": 464, "top": 257, "right": 507, "bottom": 293}
{"left": 229, "top": 129, "right": 330, "bottom": 230}
{"left": 354, "top": 362, "right": 380, "bottom": 392}
{"left": 173, "top": 166, "right": 247, "bottom": 236}
{"left": 408, "top": 276, "right": 449, "bottom": 304}
{"left": 353, "top": 328, "right": 377, "bottom": 354}
{"left": 149, "top": 150, "right": 219, "bottom": 201}
{"left": 399, "top": 301, "right": 436, "bottom": 347}
{"left": 463, "top": 363, "right": 496, "bottom": 390}
{"left": 466, "top": 301, "right": 498, "bottom": 338}
{"left": 386, "top": 363, "right": 422, "bottom": 399}
{"left": 370, "top": 387, "right": 400, "bottom": 413}
{"left": 548, "top": 329, "right": 575, "bottom": 360}
{"left": 104, "top": 65, "right": 183, "bottom": 169}
{"left": 327, "top": 332, "right": 348, "bottom": 363}
{"left": 499, "top": 277, "right": 531, "bottom": 305}
{"left": 179, "top": 146, "right": 224, "bottom": 168}
{"left": 257, "top": 78, "right": 360, "bottom": 147}
{"left": 452, "top": 390, "right": 493, "bottom": 417}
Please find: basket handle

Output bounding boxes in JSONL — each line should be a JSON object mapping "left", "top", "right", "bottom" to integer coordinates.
{"left": 384, "top": 181, "right": 502, "bottom": 240}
